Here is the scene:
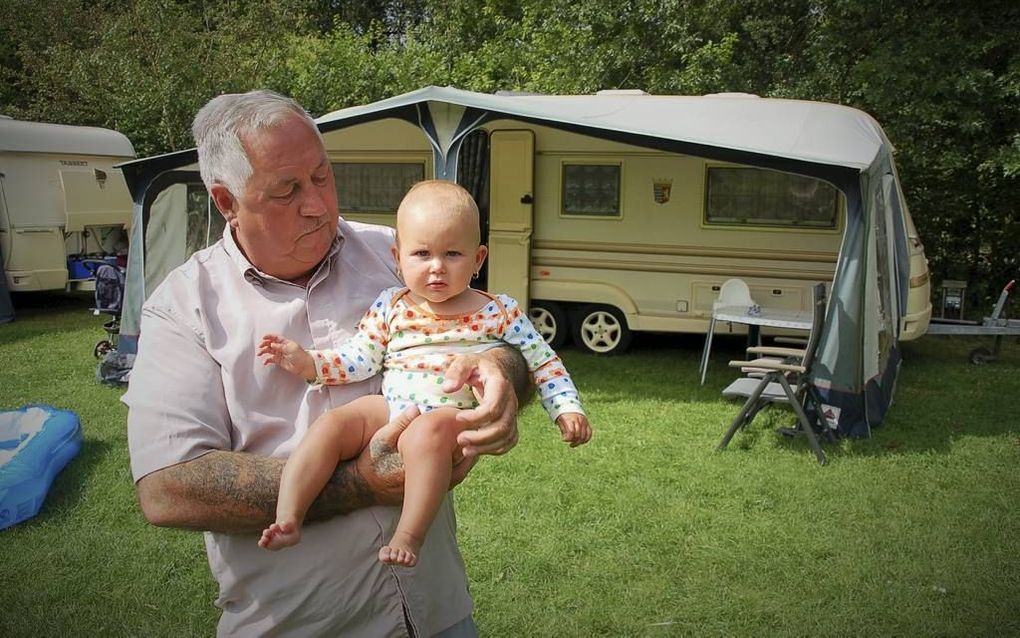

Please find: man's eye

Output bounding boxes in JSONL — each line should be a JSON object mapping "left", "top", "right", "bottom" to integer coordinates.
{"left": 273, "top": 188, "right": 295, "bottom": 199}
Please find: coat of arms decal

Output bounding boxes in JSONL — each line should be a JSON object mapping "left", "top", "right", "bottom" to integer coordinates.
{"left": 653, "top": 178, "right": 672, "bottom": 204}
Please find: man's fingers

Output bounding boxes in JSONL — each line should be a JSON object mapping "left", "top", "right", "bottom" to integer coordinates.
{"left": 457, "top": 424, "right": 518, "bottom": 457}
{"left": 381, "top": 405, "right": 419, "bottom": 445}
{"left": 441, "top": 354, "right": 481, "bottom": 393}
{"left": 450, "top": 454, "right": 478, "bottom": 486}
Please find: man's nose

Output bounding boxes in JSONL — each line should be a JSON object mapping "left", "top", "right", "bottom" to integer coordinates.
{"left": 298, "top": 183, "right": 330, "bottom": 217}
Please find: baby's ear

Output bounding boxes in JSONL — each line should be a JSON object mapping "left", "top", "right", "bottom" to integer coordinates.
{"left": 475, "top": 244, "right": 488, "bottom": 269}
{"left": 390, "top": 243, "right": 402, "bottom": 279}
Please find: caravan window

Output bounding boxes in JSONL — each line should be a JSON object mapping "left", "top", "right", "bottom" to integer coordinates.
{"left": 332, "top": 162, "right": 425, "bottom": 213}
{"left": 705, "top": 167, "right": 838, "bottom": 229}
{"left": 561, "top": 164, "right": 621, "bottom": 217}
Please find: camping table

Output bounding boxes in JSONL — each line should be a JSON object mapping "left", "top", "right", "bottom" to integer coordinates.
{"left": 699, "top": 306, "right": 813, "bottom": 385}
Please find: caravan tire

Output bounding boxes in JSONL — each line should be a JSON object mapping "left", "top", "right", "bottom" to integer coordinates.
{"left": 528, "top": 301, "right": 570, "bottom": 349}
{"left": 573, "top": 305, "right": 632, "bottom": 355}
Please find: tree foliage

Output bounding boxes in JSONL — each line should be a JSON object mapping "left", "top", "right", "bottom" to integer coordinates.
{"left": 1, "top": 0, "right": 1017, "bottom": 308}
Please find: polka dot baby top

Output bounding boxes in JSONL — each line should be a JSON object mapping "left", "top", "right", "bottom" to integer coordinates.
{"left": 310, "top": 286, "right": 585, "bottom": 421}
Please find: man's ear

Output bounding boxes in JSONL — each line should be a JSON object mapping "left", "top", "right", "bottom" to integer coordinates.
{"left": 209, "top": 183, "right": 239, "bottom": 228}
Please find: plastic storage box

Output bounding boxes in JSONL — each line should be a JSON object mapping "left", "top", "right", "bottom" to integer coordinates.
{"left": 0, "top": 405, "right": 82, "bottom": 530}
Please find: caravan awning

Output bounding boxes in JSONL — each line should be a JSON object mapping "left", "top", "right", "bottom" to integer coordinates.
{"left": 316, "top": 86, "right": 889, "bottom": 172}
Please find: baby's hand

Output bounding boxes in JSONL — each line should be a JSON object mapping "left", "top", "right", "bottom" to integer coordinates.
{"left": 555, "top": 413, "right": 592, "bottom": 448}
{"left": 258, "top": 334, "right": 316, "bottom": 381}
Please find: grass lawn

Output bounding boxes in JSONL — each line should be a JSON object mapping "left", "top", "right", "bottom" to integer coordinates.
{"left": 1, "top": 292, "right": 1018, "bottom": 637}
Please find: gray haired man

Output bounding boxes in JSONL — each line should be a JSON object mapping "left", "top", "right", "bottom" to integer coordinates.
{"left": 125, "top": 89, "right": 527, "bottom": 636}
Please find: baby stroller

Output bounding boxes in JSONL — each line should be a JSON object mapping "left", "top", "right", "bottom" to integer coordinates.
{"left": 84, "top": 259, "right": 126, "bottom": 359}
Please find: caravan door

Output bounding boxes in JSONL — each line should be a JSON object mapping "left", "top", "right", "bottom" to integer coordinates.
{"left": 486, "top": 130, "right": 535, "bottom": 308}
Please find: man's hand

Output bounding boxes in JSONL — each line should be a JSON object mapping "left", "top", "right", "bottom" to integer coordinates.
{"left": 355, "top": 405, "right": 418, "bottom": 506}
{"left": 443, "top": 351, "right": 521, "bottom": 458}
{"left": 354, "top": 404, "right": 481, "bottom": 502}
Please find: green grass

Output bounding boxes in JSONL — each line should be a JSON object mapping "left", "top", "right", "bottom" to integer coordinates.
{"left": 2, "top": 293, "right": 1018, "bottom": 637}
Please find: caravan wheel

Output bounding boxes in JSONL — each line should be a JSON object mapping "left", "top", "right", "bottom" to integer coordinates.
{"left": 528, "top": 301, "right": 569, "bottom": 349}
{"left": 573, "top": 305, "right": 632, "bottom": 355}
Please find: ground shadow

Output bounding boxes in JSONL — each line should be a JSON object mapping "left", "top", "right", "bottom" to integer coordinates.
{"left": 559, "top": 330, "right": 1019, "bottom": 461}
{"left": 1, "top": 291, "right": 108, "bottom": 348}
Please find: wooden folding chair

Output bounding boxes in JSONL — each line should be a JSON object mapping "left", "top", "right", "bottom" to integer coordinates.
{"left": 717, "top": 283, "right": 830, "bottom": 465}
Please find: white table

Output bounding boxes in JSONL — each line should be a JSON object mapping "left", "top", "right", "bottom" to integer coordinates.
{"left": 699, "top": 305, "right": 813, "bottom": 384}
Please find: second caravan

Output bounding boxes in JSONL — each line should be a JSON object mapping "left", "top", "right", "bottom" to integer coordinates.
{"left": 0, "top": 116, "right": 135, "bottom": 292}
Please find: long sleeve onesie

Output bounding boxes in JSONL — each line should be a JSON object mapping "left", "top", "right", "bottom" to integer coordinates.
{"left": 310, "top": 287, "right": 585, "bottom": 421}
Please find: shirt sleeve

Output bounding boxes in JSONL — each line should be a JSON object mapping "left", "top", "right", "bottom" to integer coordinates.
{"left": 123, "top": 299, "right": 231, "bottom": 483}
{"left": 308, "top": 288, "right": 392, "bottom": 385}
{"left": 496, "top": 294, "right": 586, "bottom": 421}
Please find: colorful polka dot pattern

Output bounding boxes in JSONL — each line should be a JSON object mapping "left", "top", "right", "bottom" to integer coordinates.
{"left": 308, "top": 286, "right": 585, "bottom": 420}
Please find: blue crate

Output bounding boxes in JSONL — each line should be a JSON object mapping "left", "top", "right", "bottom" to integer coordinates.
{"left": 67, "top": 256, "right": 118, "bottom": 280}
{"left": 0, "top": 405, "right": 82, "bottom": 530}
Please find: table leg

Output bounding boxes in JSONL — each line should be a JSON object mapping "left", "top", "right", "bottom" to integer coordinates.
{"left": 747, "top": 325, "right": 761, "bottom": 350}
{"left": 700, "top": 316, "right": 717, "bottom": 385}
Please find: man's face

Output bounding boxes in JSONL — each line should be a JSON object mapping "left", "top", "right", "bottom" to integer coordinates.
{"left": 216, "top": 114, "right": 339, "bottom": 282}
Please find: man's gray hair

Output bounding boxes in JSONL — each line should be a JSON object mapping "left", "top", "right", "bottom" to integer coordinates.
{"left": 192, "top": 89, "right": 323, "bottom": 196}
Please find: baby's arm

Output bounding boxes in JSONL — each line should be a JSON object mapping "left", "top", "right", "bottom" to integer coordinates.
{"left": 261, "top": 289, "right": 393, "bottom": 385}
{"left": 259, "top": 334, "right": 316, "bottom": 381}
{"left": 496, "top": 295, "right": 590, "bottom": 445}
{"left": 554, "top": 412, "right": 592, "bottom": 447}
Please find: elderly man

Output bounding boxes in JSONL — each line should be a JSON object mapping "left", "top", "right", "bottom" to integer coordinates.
{"left": 124, "top": 90, "right": 527, "bottom": 637}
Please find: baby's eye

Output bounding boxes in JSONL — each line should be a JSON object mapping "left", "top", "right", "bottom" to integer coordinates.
{"left": 412, "top": 250, "right": 430, "bottom": 257}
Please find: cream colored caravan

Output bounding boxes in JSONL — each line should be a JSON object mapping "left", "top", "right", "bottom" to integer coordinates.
{"left": 317, "top": 108, "right": 930, "bottom": 355}
{"left": 118, "top": 87, "right": 930, "bottom": 435}
{"left": 0, "top": 116, "right": 134, "bottom": 292}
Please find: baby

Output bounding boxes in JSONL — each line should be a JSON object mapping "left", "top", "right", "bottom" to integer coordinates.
{"left": 258, "top": 180, "right": 591, "bottom": 566}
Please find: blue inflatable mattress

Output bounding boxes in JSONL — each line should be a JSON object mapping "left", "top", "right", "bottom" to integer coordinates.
{"left": 0, "top": 405, "right": 82, "bottom": 530}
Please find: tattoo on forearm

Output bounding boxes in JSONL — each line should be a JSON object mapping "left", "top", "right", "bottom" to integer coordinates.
{"left": 170, "top": 449, "right": 382, "bottom": 531}
{"left": 177, "top": 452, "right": 281, "bottom": 527}
{"left": 370, "top": 438, "right": 403, "bottom": 475}
{"left": 306, "top": 459, "right": 375, "bottom": 522}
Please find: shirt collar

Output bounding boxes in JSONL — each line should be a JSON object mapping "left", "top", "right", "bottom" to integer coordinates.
{"left": 221, "top": 223, "right": 345, "bottom": 287}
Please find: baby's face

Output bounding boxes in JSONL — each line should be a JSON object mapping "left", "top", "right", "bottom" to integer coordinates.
{"left": 392, "top": 204, "right": 487, "bottom": 308}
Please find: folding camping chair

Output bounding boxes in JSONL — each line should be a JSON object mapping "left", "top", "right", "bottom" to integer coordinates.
{"left": 717, "top": 283, "right": 830, "bottom": 465}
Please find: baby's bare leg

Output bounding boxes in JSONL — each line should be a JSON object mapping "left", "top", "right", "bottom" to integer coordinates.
{"left": 259, "top": 394, "right": 389, "bottom": 550}
{"left": 380, "top": 407, "right": 468, "bottom": 567}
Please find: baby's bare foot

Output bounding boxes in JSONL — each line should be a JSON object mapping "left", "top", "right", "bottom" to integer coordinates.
{"left": 379, "top": 530, "right": 422, "bottom": 567}
{"left": 258, "top": 521, "right": 301, "bottom": 550}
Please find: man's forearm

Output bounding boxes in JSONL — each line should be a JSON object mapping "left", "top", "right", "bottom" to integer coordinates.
{"left": 136, "top": 450, "right": 374, "bottom": 533}
{"left": 486, "top": 344, "right": 535, "bottom": 406}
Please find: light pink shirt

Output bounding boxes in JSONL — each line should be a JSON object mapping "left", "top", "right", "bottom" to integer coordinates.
{"left": 124, "top": 220, "right": 471, "bottom": 637}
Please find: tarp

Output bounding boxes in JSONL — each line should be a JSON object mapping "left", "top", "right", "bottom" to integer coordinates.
{"left": 118, "top": 86, "right": 916, "bottom": 438}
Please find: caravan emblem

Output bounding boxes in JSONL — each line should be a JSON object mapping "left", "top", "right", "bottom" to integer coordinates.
{"left": 653, "top": 178, "right": 672, "bottom": 204}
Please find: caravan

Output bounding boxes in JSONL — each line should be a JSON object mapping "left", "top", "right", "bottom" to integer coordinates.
{"left": 119, "top": 87, "right": 932, "bottom": 437}
{"left": 0, "top": 117, "right": 135, "bottom": 292}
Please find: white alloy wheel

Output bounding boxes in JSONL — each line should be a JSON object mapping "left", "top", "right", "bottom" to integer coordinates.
{"left": 528, "top": 301, "right": 569, "bottom": 348}
{"left": 573, "top": 305, "right": 632, "bottom": 355}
